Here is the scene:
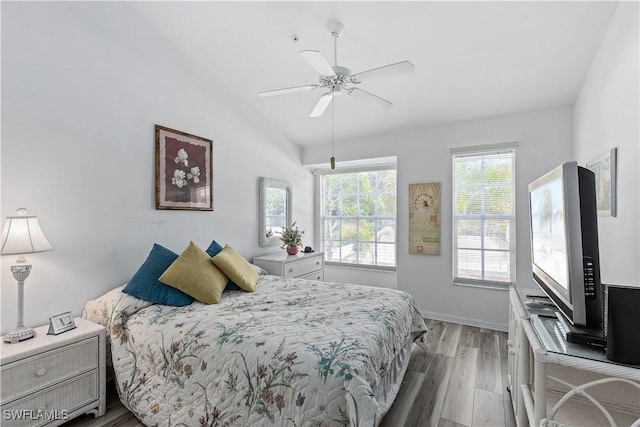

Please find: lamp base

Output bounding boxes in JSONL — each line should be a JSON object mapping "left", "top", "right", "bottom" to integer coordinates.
{"left": 3, "top": 326, "right": 36, "bottom": 344}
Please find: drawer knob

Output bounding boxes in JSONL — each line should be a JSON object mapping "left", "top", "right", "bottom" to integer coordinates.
{"left": 36, "top": 367, "right": 47, "bottom": 377}
{"left": 316, "top": 261, "right": 319, "bottom": 265}
{"left": 289, "top": 268, "right": 293, "bottom": 273}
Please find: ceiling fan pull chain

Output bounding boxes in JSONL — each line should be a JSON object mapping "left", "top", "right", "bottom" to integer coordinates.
{"left": 331, "top": 90, "right": 336, "bottom": 170}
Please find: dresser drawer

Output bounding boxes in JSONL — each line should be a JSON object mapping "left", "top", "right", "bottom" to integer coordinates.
{"left": 1, "top": 337, "right": 98, "bottom": 403}
{"left": 1, "top": 370, "right": 98, "bottom": 427}
{"left": 284, "top": 256, "right": 323, "bottom": 277}
{"left": 298, "top": 270, "right": 324, "bottom": 281}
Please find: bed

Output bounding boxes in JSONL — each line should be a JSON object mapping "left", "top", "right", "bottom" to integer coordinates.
{"left": 83, "top": 275, "right": 427, "bottom": 427}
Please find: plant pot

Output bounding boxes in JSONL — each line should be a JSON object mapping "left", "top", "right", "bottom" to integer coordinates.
{"left": 286, "top": 245, "right": 299, "bottom": 255}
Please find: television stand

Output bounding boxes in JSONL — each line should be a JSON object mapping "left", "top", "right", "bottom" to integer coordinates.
{"left": 555, "top": 312, "right": 604, "bottom": 347}
{"left": 508, "top": 287, "right": 640, "bottom": 427}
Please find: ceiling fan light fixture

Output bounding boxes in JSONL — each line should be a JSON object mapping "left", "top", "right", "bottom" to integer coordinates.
{"left": 258, "top": 21, "right": 414, "bottom": 170}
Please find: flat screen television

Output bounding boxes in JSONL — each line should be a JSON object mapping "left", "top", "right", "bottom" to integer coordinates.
{"left": 528, "top": 161, "right": 603, "bottom": 343}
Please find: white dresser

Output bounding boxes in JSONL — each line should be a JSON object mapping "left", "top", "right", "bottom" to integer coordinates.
{"left": 253, "top": 251, "right": 324, "bottom": 281}
{"left": 0, "top": 317, "right": 106, "bottom": 426}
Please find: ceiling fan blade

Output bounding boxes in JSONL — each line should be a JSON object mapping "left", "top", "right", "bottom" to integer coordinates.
{"left": 309, "top": 93, "right": 333, "bottom": 117}
{"left": 351, "top": 60, "right": 414, "bottom": 83}
{"left": 258, "top": 84, "right": 319, "bottom": 97}
{"left": 300, "top": 50, "right": 336, "bottom": 77}
{"left": 347, "top": 88, "right": 392, "bottom": 109}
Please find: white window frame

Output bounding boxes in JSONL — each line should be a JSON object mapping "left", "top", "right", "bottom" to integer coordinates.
{"left": 315, "top": 160, "right": 397, "bottom": 271}
{"left": 451, "top": 142, "right": 518, "bottom": 288}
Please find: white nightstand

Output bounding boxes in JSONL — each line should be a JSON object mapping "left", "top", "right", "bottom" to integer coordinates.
{"left": 253, "top": 251, "right": 324, "bottom": 281}
{"left": 0, "top": 317, "right": 106, "bottom": 426}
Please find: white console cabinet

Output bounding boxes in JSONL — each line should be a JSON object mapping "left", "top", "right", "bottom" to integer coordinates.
{"left": 507, "top": 287, "right": 640, "bottom": 427}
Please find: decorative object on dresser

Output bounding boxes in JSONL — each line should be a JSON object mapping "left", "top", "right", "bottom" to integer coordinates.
{"left": 1, "top": 208, "right": 53, "bottom": 344}
{"left": 253, "top": 251, "right": 324, "bottom": 281}
{"left": 155, "top": 124, "right": 213, "bottom": 211}
{"left": 258, "top": 177, "right": 292, "bottom": 247}
{"left": 277, "top": 221, "right": 304, "bottom": 255}
{"left": 48, "top": 311, "right": 77, "bottom": 336}
{"left": 0, "top": 317, "right": 106, "bottom": 425}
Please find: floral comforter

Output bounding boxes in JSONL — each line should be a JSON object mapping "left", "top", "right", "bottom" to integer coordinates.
{"left": 83, "top": 275, "right": 427, "bottom": 427}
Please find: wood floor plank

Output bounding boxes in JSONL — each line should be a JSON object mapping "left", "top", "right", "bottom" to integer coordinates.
{"left": 436, "top": 418, "right": 467, "bottom": 427}
{"left": 379, "top": 371, "right": 426, "bottom": 427}
{"left": 458, "top": 324, "right": 482, "bottom": 348}
{"left": 440, "top": 346, "right": 478, "bottom": 426}
{"left": 472, "top": 388, "right": 506, "bottom": 427}
{"left": 476, "top": 331, "right": 502, "bottom": 393}
{"left": 407, "top": 341, "right": 435, "bottom": 373}
{"left": 404, "top": 353, "right": 455, "bottom": 427}
{"left": 435, "top": 322, "right": 462, "bottom": 357}
{"left": 424, "top": 319, "right": 446, "bottom": 350}
{"left": 437, "top": 418, "right": 467, "bottom": 427}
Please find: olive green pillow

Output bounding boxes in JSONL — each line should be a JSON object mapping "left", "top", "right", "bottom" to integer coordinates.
{"left": 211, "top": 245, "right": 259, "bottom": 292}
{"left": 159, "top": 241, "right": 228, "bottom": 304}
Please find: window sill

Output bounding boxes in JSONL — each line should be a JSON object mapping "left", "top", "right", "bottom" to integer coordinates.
{"left": 325, "top": 262, "right": 396, "bottom": 273}
{"left": 453, "top": 280, "right": 511, "bottom": 291}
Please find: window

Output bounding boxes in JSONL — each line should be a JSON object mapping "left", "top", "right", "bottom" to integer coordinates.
{"left": 319, "top": 167, "right": 396, "bottom": 268}
{"left": 452, "top": 144, "right": 516, "bottom": 286}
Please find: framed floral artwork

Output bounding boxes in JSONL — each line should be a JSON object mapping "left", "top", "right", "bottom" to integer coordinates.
{"left": 155, "top": 125, "right": 213, "bottom": 211}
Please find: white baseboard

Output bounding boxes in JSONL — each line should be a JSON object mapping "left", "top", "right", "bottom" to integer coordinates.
{"left": 420, "top": 310, "right": 508, "bottom": 332}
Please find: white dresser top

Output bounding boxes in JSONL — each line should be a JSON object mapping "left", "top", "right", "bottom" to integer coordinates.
{"left": 253, "top": 251, "right": 323, "bottom": 263}
{"left": 1, "top": 317, "right": 104, "bottom": 364}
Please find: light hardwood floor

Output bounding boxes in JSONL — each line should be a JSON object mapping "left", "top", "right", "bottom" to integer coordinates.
{"left": 65, "top": 319, "right": 516, "bottom": 427}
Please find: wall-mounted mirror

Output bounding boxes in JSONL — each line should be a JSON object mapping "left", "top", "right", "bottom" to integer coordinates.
{"left": 259, "top": 177, "right": 292, "bottom": 247}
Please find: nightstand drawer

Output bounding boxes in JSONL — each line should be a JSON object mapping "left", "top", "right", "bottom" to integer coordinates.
{"left": 284, "top": 256, "right": 323, "bottom": 277}
{"left": 1, "top": 337, "right": 98, "bottom": 403}
{"left": 1, "top": 370, "right": 98, "bottom": 427}
{"left": 298, "top": 270, "right": 324, "bottom": 281}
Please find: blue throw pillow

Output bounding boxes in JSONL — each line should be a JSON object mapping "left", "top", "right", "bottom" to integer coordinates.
{"left": 123, "top": 244, "right": 193, "bottom": 306}
{"left": 205, "top": 240, "right": 241, "bottom": 291}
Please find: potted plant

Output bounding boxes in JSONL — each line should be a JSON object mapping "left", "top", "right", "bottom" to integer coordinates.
{"left": 278, "top": 222, "right": 304, "bottom": 255}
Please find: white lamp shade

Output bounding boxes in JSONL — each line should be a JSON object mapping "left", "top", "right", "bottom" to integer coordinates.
{"left": 1, "top": 215, "right": 53, "bottom": 255}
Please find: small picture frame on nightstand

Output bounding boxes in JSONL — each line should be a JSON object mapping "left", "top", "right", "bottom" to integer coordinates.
{"left": 48, "top": 312, "right": 76, "bottom": 335}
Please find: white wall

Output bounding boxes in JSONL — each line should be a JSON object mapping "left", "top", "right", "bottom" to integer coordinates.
{"left": 304, "top": 108, "right": 574, "bottom": 330}
{"left": 573, "top": 1, "right": 640, "bottom": 287}
{"left": 1, "top": 3, "right": 314, "bottom": 333}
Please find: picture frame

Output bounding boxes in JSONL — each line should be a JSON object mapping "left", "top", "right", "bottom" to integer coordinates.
{"left": 586, "top": 147, "right": 617, "bottom": 217}
{"left": 48, "top": 311, "right": 76, "bottom": 335}
{"left": 155, "top": 125, "right": 213, "bottom": 211}
{"left": 409, "top": 182, "right": 441, "bottom": 255}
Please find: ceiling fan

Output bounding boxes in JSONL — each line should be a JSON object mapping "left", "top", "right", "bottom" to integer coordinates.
{"left": 258, "top": 22, "right": 415, "bottom": 118}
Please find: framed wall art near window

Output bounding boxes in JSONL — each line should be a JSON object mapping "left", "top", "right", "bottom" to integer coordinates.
{"left": 586, "top": 147, "right": 617, "bottom": 217}
{"left": 155, "top": 125, "right": 213, "bottom": 211}
{"left": 409, "top": 182, "right": 441, "bottom": 255}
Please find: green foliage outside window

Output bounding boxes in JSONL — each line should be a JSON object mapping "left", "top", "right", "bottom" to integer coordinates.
{"left": 322, "top": 169, "right": 396, "bottom": 267}
{"left": 454, "top": 151, "right": 515, "bottom": 284}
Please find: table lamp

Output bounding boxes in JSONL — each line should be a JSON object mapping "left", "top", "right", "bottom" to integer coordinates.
{"left": 1, "top": 208, "right": 53, "bottom": 343}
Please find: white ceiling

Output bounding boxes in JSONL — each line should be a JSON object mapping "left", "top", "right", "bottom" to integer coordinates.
{"left": 128, "top": 1, "right": 618, "bottom": 147}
